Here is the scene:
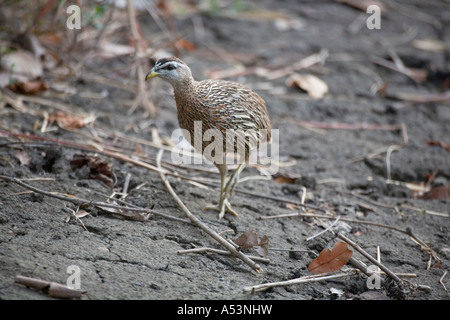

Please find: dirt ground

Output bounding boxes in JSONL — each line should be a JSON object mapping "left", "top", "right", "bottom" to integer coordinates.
{"left": 0, "top": 0, "right": 449, "bottom": 301}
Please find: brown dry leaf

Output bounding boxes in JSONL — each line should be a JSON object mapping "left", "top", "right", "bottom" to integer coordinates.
{"left": 7, "top": 80, "right": 48, "bottom": 95}
{"left": 234, "top": 229, "right": 259, "bottom": 249}
{"left": 255, "top": 235, "right": 269, "bottom": 257}
{"left": 286, "top": 73, "right": 328, "bottom": 99}
{"left": 427, "top": 140, "right": 450, "bottom": 152}
{"left": 419, "top": 186, "right": 450, "bottom": 201}
{"left": 70, "top": 154, "right": 114, "bottom": 188}
{"left": 234, "top": 230, "right": 270, "bottom": 257}
{"left": 48, "top": 112, "right": 87, "bottom": 129}
{"left": 14, "top": 149, "right": 31, "bottom": 166}
{"left": 307, "top": 241, "right": 353, "bottom": 274}
{"left": 274, "top": 173, "right": 299, "bottom": 184}
{"left": 96, "top": 201, "right": 150, "bottom": 221}
{"left": 431, "top": 261, "right": 444, "bottom": 270}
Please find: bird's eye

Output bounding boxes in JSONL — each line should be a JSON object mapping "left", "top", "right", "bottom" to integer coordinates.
{"left": 165, "top": 64, "right": 176, "bottom": 71}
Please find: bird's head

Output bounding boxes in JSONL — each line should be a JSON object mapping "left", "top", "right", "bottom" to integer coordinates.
{"left": 145, "top": 57, "right": 192, "bottom": 85}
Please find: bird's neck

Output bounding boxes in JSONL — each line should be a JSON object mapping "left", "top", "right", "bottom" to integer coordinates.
{"left": 172, "top": 77, "right": 197, "bottom": 109}
{"left": 171, "top": 77, "right": 196, "bottom": 95}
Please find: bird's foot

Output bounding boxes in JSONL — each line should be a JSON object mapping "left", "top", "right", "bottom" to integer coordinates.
{"left": 202, "top": 199, "right": 239, "bottom": 219}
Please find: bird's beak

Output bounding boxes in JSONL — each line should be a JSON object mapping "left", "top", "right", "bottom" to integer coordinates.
{"left": 145, "top": 69, "right": 159, "bottom": 81}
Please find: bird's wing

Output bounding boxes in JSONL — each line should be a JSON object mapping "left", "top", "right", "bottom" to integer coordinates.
{"left": 196, "top": 80, "right": 271, "bottom": 157}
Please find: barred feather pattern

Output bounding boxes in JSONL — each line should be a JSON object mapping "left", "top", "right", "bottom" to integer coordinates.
{"left": 175, "top": 79, "right": 271, "bottom": 162}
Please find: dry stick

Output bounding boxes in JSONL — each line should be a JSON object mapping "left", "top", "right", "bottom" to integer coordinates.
{"left": 242, "top": 271, "right": 355, "bottom": 294}
{"left": 177, "top": 248, "right": 270, "bottom": 264}
{"left": 305, "top": 215, "right": 340, "bottom": 241}
{"left": 156, "top": 149, "right": 264, "bottom": 274}
{"left": 15, "top": 275, "right": 86, "bottom": 299}
{"left": 439, "top": 271, "right": 450, "bottom": 298}
{"left": 405, "top": 227, "right": 442, "bottom": 264}
{"left": 337, "top": 233, "right": 402, "bottom": 284}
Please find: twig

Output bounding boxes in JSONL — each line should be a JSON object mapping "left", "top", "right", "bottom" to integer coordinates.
{"left": 405, "top": 227, "right": 441, "bottom": 264}
{"left": 156, "top": 149, "right": 264, "bottom": 274}
{"left": 177, "top": 248, "right": 270, "bottom": 264}
{"left": 439, "top": 271, "right": 450, "bottom": 298}
{"left": 242, "top": 270, "right": 355, "bottom": 294}
{"left": 121, "top": 172, "right": 131, "bottom": 199}
{"left": 337, "top": 233, "right": 402, "bottom": 283}
{"left": 15, "top": 275, "right": 86, "bottom": 299}
{"left": 400, "top": 204, "right": 449, "bottom": 218}
{"left": 305, "top": 215, "right": 340, "bottom": 241}
{"left": 385, "top": 144, "right": 403, "bottom": 180}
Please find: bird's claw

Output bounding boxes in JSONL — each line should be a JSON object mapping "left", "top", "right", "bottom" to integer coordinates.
{"left": 202, "top": 199, "right": 239, "bottom": 219}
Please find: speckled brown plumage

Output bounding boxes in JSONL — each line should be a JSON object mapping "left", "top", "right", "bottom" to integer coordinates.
{"left": 146, "top": 57, "right": 271, "bottom": 218}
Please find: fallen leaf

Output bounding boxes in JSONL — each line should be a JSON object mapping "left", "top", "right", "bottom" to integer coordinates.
{"left": 286, "top": 73, "right": 328, "bottom": 99}
{"left": 48, "top": 112, "right": 90, "bottom": 129}
{"left": 431, "top": 261, "right": 444, "bottom": 269}
{"left": 234, "top": 229, "right": 259, "bottom": 249}
{"left": 14, "top": 149, "right": 31, "bottom": 166}
{"left": 7, "top": 80, "right": 48, "bottom": 95}
{"left": 419, "top": 186, "right": 450, "bottom": 200}
{"left": 234, "top": 230, "right": 270, "bottom": 257}
{"left": 274, "top": 173, "right": 299, "bottom": 184}
{"left": 96, "top": 201, "right": 151, "bottom": 221}
{"left": 307, "top": 241, "right": 353, "bottom": 274}
{"left": 255, "top": 235, "right": 269, "bottom": 257}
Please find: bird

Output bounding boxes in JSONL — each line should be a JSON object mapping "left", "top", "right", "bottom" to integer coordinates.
{"left": 146, "top": 57, "right": 271, "bottom": 219}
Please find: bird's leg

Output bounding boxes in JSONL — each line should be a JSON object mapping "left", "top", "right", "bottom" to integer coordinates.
{"left": 202, "top": 163, "right": 239, "bottom": 218}
{"left": 224, "top": 163, "right": 246, "bottom": 200}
